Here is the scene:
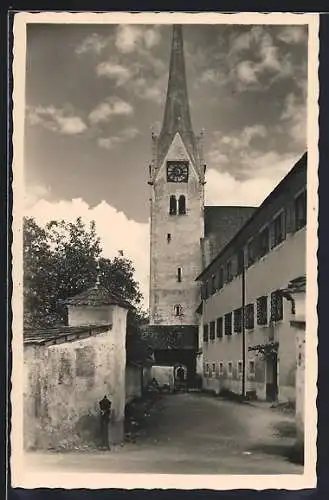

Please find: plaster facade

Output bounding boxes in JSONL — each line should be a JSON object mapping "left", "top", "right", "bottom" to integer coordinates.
{"left": 198, "top": 155, "right": 307, "bottom": 402}
{"left": 24, "top": 298, "right": 128, "bottom": 450}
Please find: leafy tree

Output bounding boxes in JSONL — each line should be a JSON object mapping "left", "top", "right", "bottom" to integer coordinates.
{"left": 23, "top": 217, "right": 146, "bottom": 332}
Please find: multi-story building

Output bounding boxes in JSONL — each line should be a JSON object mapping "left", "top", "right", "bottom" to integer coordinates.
{"left": 196, "top": 153, "right": 307, "bottom": 402}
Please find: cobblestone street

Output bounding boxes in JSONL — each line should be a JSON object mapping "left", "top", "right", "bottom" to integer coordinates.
{"left": 24, "top": 393, "right": 303, "bottom": 475}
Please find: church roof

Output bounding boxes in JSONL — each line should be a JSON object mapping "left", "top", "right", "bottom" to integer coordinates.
{"left": 64, "top": 283, "right": 131, "bottom": 309}
{"left": 204, "top": 206, "right": 257, "bottom": 237}
{"left": 156, "top": 25, "right": 199, "bottom": 168}
{"left": 203, "top": 206, "right": 256, "bottom": 259}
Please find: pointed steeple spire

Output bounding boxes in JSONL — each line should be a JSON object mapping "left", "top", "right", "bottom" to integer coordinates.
{"left": 156, "top": 25, "right": 198, "bottom": 168}
{"left": 161, "top": 24, "right": 193, "bottom": 136}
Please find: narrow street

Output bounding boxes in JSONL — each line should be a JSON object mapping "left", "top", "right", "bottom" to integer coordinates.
{"left": 24, "top": 393, "right": 303, "bottom": 475}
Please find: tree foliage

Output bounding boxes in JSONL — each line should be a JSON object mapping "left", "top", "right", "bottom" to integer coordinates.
{"left": 23, "top": 216, "right": 146, "bottom": 331}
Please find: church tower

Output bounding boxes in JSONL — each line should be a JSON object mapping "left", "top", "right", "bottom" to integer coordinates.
{"left": 148, "top": 25, "right": 206, "bottom": 378}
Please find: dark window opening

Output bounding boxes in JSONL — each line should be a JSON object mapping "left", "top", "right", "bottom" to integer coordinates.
{"left": 245, "top": 303, "right": 255, "bottom": 330}
{"left": 234, "top": 308, "right": 242, "bottom": 333}
{"left": 272, "top": 212, "right": 285, "bottom": 247}
{"left": 237, "top": 249, "right": 245, "bottom": 275}
{"left": 257, "top": 296, "right": 268, "bottom": 326}
{"left": 249, "top": 360, "right": 255, "bottom": 375}
{"left": 218, "top": 268, "right": 224, "bottom": 289}
{"left": 270, "top": 290, "right": 283, "bottom": 322}
{"left": 203, "top": 324, "right": 209, "bottom": 342}
{"left": 211, "top": 275, "right": 216, "bottom": 294}
{"left": 178, "top": 195, "right": 186, "bottom": 215}
{"left": 174, "top": 304, "right": 182, "bottom": 316}
{"left": 225, "top": 313, "right": 232, "bottom": 336}
{"left": 295, "top": 190, "right": 307, "bottom": 230}
{"left": 226, "top": 260, "right": 233, "bottom": 282}
{"left": 167, "top": 233, "right": 171, "bottom": 243}
{"left": 216, "top": 317, "right": 223, "bottom": 338}
{"left": 259, "top": 226, "right": 270, "bottom": 258}
{"left": 247, "top": 239, "right": 256, "bottom": 267}
{"left": 169, "top": 195, "right": 177, "bottom": 215}
{"left": 209, "top": 321, "right": 216, "bottom": 341}
{"left": 177, "top": 267, "right": 182, "bottom": 282}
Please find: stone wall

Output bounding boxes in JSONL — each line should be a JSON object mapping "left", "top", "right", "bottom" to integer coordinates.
{"left": 24, "top": 303, "right": 128, "bottom": 450}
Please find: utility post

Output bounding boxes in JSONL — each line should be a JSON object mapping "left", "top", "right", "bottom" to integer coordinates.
{"left": 241, "top": 249, "right": 246, "bottom": 399}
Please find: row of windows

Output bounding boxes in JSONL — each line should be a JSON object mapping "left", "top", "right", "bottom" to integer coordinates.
{"left": 169, "top": 195, "right": 186, "bottom": 215}
{"left": 203, "top": 290, "right": 283, "bottom": 342}
{"left": 201, "top": 190, "right": 307, "bottom": 300}
{"left": 204, "top": 360, "right": 255, "bottom": 377}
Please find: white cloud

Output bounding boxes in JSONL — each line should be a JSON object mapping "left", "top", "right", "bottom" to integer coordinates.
{"left": 229, "top": 27, "right": 293, "bottom": 91}
{"left": 206, "top": 150, "right": 300, "bottom": 206}
{"left": 280, "top": 93, "right": 307, "bottom": 145}
{"left": 97, "top": 126, "right": 139, "bottom": 150}
{"left": 96, "top": 61, "right": 132, "bottom": 85}
{"left": 212, "top": 124, "right": 267, "bottom": 156}
{"left": 27, "top": 105, "right": 87, "bottom": 135}
{"left": 115, "top": 25, "right": 161, "bottom": 54}
{"left": 24, "top": 197, "right": 150, "bottom": 309}
{"left": 277, "top": 26, "right": 307, "bottom": 45}
{"left": 24, "top": 184, "right": 51, "bottom": 209}
{"left": 133, "top": 77, "right": 163, "bottom": 102}
{"left": 75, "top": 33, "right": 109, "bottom": 55}
{"left": 144, "top": 28, "right": 161, "bottom": 49}
{"left": 235, "top": 61, "right": 258, "bottom": 84}
{"left": 88, "top": 97, "right": 133, "bottom": 125}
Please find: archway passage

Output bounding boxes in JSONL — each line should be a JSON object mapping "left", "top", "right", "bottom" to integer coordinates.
{"left": 153, "top": 349, "right": 197, "bottom": 389}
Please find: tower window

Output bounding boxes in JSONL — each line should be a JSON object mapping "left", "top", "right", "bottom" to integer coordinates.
{"left": 178, "top": 195, "right": 186, "bottom": 215}
{"left": 177, "top": 267, "right": 182, "bottom": 282}
{"left": 167, "top": 233, "right": 171, "bottom": 243}
{"left": 174, "top": 304, "right": 183, "bottom": 316}
{"left": 169, "top": 195, "right": 177, "bottom": 215}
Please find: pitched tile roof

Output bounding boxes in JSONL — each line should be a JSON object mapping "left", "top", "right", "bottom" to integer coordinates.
{"left": 64, "top": 284, "right": 131, "bottom": 309}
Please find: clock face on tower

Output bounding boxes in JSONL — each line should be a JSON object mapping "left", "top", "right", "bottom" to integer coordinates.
{"left": 166, "top": 161, "right": 189, "bottom": 183}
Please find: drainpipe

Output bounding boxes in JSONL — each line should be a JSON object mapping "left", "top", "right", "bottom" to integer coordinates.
{"left": 242, "top": 254, "right": 246, "bottom": 398}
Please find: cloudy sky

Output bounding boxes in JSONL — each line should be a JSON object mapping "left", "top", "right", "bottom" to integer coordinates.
{"left": 24, "top": 22, "right": 308, "bottom": 307}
